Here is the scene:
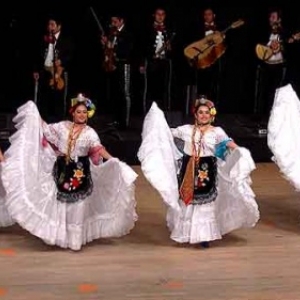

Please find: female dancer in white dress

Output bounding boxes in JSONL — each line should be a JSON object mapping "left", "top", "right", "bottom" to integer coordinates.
{"left": 0, "top": 94, "right": 138, "bottom": 250}
{"left": 138, "top": 97, "right": 259, "bottom": 248}
{"left": 268, "top": 84, "right": 300, "bottom": 190}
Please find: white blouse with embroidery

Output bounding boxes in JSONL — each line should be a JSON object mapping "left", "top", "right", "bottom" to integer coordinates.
{"left": 171, "top": 125, "right": 229, "bottom": 157}
{"left": 42, "top": 121, "right": 102, "bottom": 162}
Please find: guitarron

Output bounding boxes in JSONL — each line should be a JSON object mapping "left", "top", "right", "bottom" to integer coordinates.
{"left": 184, "top": 19, "right": 244, "bottom": 69}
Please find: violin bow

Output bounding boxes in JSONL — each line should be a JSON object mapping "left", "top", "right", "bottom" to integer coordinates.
{"left": 89, "top": 7, "right": 105, "bottom": 36}
{"left": 34, "top": 78, "right": 38, "bottom": 104}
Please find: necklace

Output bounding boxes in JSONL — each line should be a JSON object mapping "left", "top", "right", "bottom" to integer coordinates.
{"left": 65, "top": 123, "right": 85, "bottom": 164}
{"left": 192, "top": 125, "right": 211, "bottom": 162}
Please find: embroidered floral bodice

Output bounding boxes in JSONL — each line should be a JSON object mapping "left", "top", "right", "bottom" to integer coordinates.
{"left": 171, "top": 125, "right": 229, "bottom": 157}
{"left": 43, "top": 121, "right": 102, "bottom": 161}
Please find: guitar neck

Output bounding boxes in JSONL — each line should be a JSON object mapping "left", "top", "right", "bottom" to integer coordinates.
{"left": 221, "top": 26, "right": 232, "bottom": 34}
{"left": 221, "top": 20, "right": 244, "bottom": 34}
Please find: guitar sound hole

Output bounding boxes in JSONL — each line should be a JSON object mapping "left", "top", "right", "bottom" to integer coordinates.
{"left": 206, "top": 40, "right": 214, "bottom": 46}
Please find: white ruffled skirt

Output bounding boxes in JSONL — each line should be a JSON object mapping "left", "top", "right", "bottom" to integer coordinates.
{"left": 268, "top": 84, "right": 300, "bottom": 190}
{"left": 139, "top": 102, "right": 260, "bottom": 244}
{"left": 0, "top": 101, "right": 138, "bottom": 250}
{"left": 167, "top": 149, "right": 259, "bottom": 243}
{"left": 0, "top": 167, "right": 14, "bottom": 227}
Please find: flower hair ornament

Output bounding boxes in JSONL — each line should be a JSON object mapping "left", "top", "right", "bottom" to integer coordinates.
{"left": 193, "top": 96, "right": 217, "bottom": 118}
{"left": 70, "top": 93, "right": 96, "bottom": 118}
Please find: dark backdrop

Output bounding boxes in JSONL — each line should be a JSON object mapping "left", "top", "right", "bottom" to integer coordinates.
{"left": 2, "top": 0, "right": 300, "bottom": 115}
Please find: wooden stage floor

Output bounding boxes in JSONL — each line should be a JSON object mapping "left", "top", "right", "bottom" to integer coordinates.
{"left": 1, "top": 163, "right": 300, "bottom": 300}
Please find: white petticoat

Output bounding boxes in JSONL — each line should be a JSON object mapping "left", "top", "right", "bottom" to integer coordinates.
{"left": 0, "top": 167, "right": 14, "bottom": 227}
{"left": 138, "top": 102, "right": 259, "bottom": 243}
{"left": 0, "top": 101, "right": 138, "bottom": 250}
{"left": 268, "top": 84, "right": 300, "bottom": 190}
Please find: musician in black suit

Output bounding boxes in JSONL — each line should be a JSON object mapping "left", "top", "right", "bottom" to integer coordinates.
{"left": 33, "top": 15, "right": 74, "bottom": 122}
{"left": 191, "top": 7, "right": 224, "bottom": 105}
{"left": 139, "top": 7, "right": 175, "bottom": 112}
{"left": 255, "top": 8, "right": 295, "bottom": 117}
{"left": 101, "top": 12, "right": 134, "bottom": 129}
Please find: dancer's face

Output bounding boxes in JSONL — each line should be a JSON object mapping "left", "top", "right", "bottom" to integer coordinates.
{"left": 73, "top": 104, "right": 88, "bottom": 124}
{"left": 195, "top": 105, "right": 211, "bottom": 125}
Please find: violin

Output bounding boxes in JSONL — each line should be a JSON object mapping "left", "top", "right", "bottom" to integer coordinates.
{"left": 103, "top": 27, "right": 118, "bottom": 72}
{"left": 49, "top": 60, "right": 64, "bottom": 90}
{"left": 44, "top": 31, "right": 65, "bottom": 90}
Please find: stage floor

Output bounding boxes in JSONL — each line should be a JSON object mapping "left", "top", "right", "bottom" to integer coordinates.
{"left": 1, "top": 163, "right": 300, "bottom": 299}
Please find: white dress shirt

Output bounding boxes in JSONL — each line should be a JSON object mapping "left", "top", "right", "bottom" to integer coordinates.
{"left": 44, "top": 31, "right": 60, "bottom": 67}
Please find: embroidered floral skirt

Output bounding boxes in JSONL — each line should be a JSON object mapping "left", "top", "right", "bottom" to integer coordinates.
{"left": 178, "top": 155, "right": 217, "bottom": 205}
{"left": 53, "top": 156, "right": 93, "bottom": 203}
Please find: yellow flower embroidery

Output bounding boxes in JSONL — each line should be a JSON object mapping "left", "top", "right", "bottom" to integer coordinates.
{"left": 73, "top": 169, "right": 84, "bottom": 179}
{"left": 198, "top": 170, "right": 208, "bottom": 181}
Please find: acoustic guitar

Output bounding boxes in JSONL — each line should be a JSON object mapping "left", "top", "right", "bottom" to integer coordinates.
{"left": 255, "top": 32, "right": 300, "bottom": 62}
{"left": 184, "top": 19, "right": 244, "bottom": 69}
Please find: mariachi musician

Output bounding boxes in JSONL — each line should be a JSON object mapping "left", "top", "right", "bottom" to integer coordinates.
{"left": 189, "top": 7, "right": 225, "bottom": 105}
{"left": 255, "top": 8, "right": 298, "bottom": 117}
{"left": 33, "top": 14, "right": 74, "bottom": 122}
{"left": 139, "top": 7, "right": 175, "bottom": 113}
{"left": 101, "top": 12, "right": 134, "bottom": 129}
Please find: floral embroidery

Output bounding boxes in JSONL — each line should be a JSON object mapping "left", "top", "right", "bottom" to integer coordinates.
{"left": 63, "top": 162, "right": 86, "bottom": 191}
{"left": 74, "top": 169, "right": 84, "bottom": 179}
{"left": 70, "top": 177, "right": 80, "bottom": 189}
{"left": 196, "top": 163, "right": 210, "bottom": 187}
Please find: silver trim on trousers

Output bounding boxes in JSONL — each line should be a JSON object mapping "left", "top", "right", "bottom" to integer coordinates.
{"left": 123, "top": 64, "right": 131, "bottom": 126}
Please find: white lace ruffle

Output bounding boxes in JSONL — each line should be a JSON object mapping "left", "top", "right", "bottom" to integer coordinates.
{"left": 1, "top": 101, "right": 138, "bottom": 250}
{"left": 0, "top": 167, "right": 14, "bottom": 227}
{"left": 139, "top": 102, "right": 259, "bottom": 243}
{"left": 268, "top": 84, "right": 300, "bottom": 190}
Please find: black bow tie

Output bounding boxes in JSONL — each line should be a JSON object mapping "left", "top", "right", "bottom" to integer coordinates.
{"left": 205, "top": 23, "right": 216, "bottom": 31}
